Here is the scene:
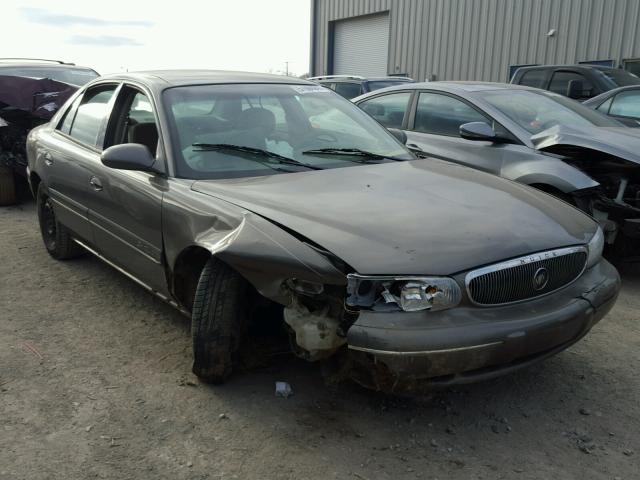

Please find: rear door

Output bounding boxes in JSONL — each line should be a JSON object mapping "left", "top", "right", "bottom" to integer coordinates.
{"left": 43, "top": 83, "right": 120, "bottom": 242}
{"left": 84, "top": 84, "right": 168, "bottom": 295}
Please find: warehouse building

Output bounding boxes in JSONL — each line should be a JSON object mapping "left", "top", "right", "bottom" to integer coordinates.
{"left": 309, "top": 0, "right": 640, "bottom": 82}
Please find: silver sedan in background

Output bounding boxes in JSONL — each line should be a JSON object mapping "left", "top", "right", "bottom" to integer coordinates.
{"left": 354, "top": 82, "right": 640, "bottom": 259}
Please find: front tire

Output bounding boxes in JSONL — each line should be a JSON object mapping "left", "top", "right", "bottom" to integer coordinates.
{"left": 37, "top": 183, "right": 83, "bottom": 260}
{"left": 191, "top": 258, "right": 248, "bottom": 384}
{"left": 0, "top": 167, "right": 17, "bottom": 206}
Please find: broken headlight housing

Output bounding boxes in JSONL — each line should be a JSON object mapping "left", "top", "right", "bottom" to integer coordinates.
{"left": 586, "top": 226, "right": 605, "bottom": 269}
{"left": 346, "top": 275, "right": 461, "bottom": 312}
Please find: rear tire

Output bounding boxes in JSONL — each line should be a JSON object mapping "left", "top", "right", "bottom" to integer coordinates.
{"left": 36, "top": 183, "right": 83, "bottom": 260}
{"left": 0, "top": 167, "right": 17, "bottom": 206}
{"left": 191, "top": 258, "right": 249, "bottom": 384}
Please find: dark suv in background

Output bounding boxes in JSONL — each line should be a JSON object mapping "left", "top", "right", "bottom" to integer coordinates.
{"left": 309, "top": 75, "right": 414, "bottom": 99}
{"left": 0, "top": 58, "right": 98, "bottom": 87}
{"left": 511, "top": 64, "right": 640, "bottom": 101}
{"left": 0, "top": 58, "right": 99, "bottom": 205}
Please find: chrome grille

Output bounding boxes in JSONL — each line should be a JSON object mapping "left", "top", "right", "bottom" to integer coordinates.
{"left": 466, "top": 247, "right": 588, "bottom": 306}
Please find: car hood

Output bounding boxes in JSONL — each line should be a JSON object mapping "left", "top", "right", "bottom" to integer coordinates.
{"left": 531, "top": 125, "right": 640, "bottom": 165}
{"left": 192, "top": 159, "right": 596, "bottom": 275}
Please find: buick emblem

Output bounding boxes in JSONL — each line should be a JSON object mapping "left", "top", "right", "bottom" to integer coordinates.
{"left": 533, "top": 267, "right": 549, "bottom": 291}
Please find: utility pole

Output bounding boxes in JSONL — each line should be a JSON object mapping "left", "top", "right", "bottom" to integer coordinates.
{"left": 285, "top": 61, "right": 289, "bottom": 76}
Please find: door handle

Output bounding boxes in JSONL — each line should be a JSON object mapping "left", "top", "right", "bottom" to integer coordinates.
{"left": 89, "top": 176, "right": 103, "bottom": 191}
{"left": 43, "top": 152, "right": 54, "bottom": 166}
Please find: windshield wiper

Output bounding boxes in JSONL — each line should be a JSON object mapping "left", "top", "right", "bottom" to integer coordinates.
{"left": 302, "top": 147, "right": 403, "bottom": 162}
{"left": 191, "top": 143, "right": 322, "bottom": 170}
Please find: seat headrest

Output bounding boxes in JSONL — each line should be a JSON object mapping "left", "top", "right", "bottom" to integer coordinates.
{"left": 236, "top": 108, "right": 276, "bottom": 133}
{"left": 128, "top": 122, "right": 158, "bottom": 153}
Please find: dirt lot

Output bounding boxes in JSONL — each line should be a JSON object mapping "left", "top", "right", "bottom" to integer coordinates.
{"left": 1, "top": 198, "right": 639, "bottom": 480}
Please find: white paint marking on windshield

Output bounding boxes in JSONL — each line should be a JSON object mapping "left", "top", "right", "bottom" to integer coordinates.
{"left": 291, "top": 85, "right": 330, "bottom": 95}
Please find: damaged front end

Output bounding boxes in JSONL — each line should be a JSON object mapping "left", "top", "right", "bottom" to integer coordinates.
{"left": 563, "top": 155, "right": 640, "bottom": 257}
{"left": 533, "top": 126, "right": 640, "bottom": 258}
{"left": 283, "top": 282, "right": 354, "bottom": 361}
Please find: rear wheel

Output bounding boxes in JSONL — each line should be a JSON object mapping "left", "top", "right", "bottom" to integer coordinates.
{"left": 0, "top": 167, "right": 17, "bottom": 206}
{"left": 37, "top": 183, "right": 83, "bottom": 260}
{"left": 191, "top": 258, "right": 249, "bottom": 384}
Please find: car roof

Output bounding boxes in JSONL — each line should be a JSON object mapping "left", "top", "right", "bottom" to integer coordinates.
{"left": 309, "top": 75, "right": 413, "bottom": 82}
{"left": 0, "top": 59, "right": 94, "bottom": 69}
{"left": 0, "top": 63, "right": 95, "bottom": 70}
{"left": 517, "top": 64, "right": 618, "bottom": 71}
{"left": 352, "top": 81, "right": 537, "bottom": 101}
{"left": 584, "top": 84, "right": 640, "bottom": 105}
{"left": 97, "top": 70, "right": 313, "bottom": 88}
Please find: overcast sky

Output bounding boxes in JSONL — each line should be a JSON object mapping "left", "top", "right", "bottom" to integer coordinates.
{"left": 3, "top": 0, "right": 311, "bottom": 76}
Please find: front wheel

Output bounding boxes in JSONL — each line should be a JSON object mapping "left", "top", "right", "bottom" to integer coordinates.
{"left": 37, "top": 183, "right": 83, "bottom": 260}
{"left": 191, "top": 258, "right": 249, "bottom": 384}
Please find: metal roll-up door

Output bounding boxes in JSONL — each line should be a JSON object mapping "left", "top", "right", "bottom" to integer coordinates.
{"left": 333, "top": 13, "right": 390, "bottom": 77}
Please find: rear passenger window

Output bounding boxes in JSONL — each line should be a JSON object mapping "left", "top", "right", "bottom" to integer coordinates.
{"left": 414, "top": 92, "right": 488, "bottom": 136}
{"left": 549, "top": 71, "right": 593, "bottom": 98}
{"left": 333, "top": 82, "right": 362, "bottom": 99}
{"left": 518, "top": 70, "right": 546, "bottom": 89}
{"left": 69, "top": 86, "right": 117, "bottom": 148}
{"left": 57, "top": 96, "right": 82, "bottom": 135}
{"left": 359, "top": 92, "right": 412, "bottom": 128}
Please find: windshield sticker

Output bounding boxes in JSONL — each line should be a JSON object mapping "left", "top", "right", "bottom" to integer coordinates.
{"left": 291, "top": 85, "right": 330, "bottom": 95}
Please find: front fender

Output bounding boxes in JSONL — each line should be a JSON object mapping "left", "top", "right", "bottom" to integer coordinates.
{"left": 502, "top": 157, "right": 599, "bottom": 193}
{"left": 163, "top": 181, "right": 346, "bottom": 304}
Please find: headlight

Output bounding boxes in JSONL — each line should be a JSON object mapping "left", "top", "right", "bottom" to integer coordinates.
{"left": 398, "top": 279, "right": 462, "bottom": 312}
{"left": 586, "top": 226, "right": 604, "bottom": 269}
{"left": 346, "top": 275, "right": 461, "bottom": 312}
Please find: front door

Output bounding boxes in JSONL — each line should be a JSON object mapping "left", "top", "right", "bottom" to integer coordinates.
{"left": 84, "top": 85, "right": 168, "bottom": 296}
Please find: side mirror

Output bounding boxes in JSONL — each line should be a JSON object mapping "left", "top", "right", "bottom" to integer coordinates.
{"left": 101, "top": 143, "right": 157, "bottom": 172}
{"left": 388, "top": 127, "right": 407, "bottom": 144}
{"left": 459, "top": 122, "right": 497, "bottom": 142}
{"left": 567, "top": 79, "right": 584, "bottom": 99}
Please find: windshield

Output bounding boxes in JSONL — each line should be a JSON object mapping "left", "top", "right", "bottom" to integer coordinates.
{"left": 163, "top": 83, "right": 413, "bottom": 179}
{"left": 0, "top": 66, "right": 98, "bottom": 86}
{"left": 595, "top": 68, "right": 640, "bottom": 88}
{"left": 482, "top": 90, "right": 622, "bottom": 134}
{"left": 366, "top": 80, "right": 413, "bottom": 92}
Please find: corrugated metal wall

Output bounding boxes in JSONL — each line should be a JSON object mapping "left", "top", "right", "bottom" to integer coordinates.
{"left": 311, "top": 0, "right": 640, "bottom": 82}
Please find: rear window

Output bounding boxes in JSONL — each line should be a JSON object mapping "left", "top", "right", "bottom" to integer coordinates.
{"left": 333, "top": 82, "right": 362, "bottom": 99}
{"left": 595, "top": 68, "right": 640, "bottom": 88}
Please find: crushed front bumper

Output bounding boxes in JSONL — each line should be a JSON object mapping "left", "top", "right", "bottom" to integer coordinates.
{"left": 346, "top": 259, "right": 620, "bottom": 392}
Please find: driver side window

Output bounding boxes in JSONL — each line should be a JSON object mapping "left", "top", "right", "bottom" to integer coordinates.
{"left": 414, "top": 92, "right": 488, "bottom": 137}
{"left": 107, "top": 88, "right": 158, "bottom": 155}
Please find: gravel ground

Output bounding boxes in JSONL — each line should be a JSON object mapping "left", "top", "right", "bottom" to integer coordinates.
{"left": 1, "top": 199, "right": 639, "bottom": 480}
